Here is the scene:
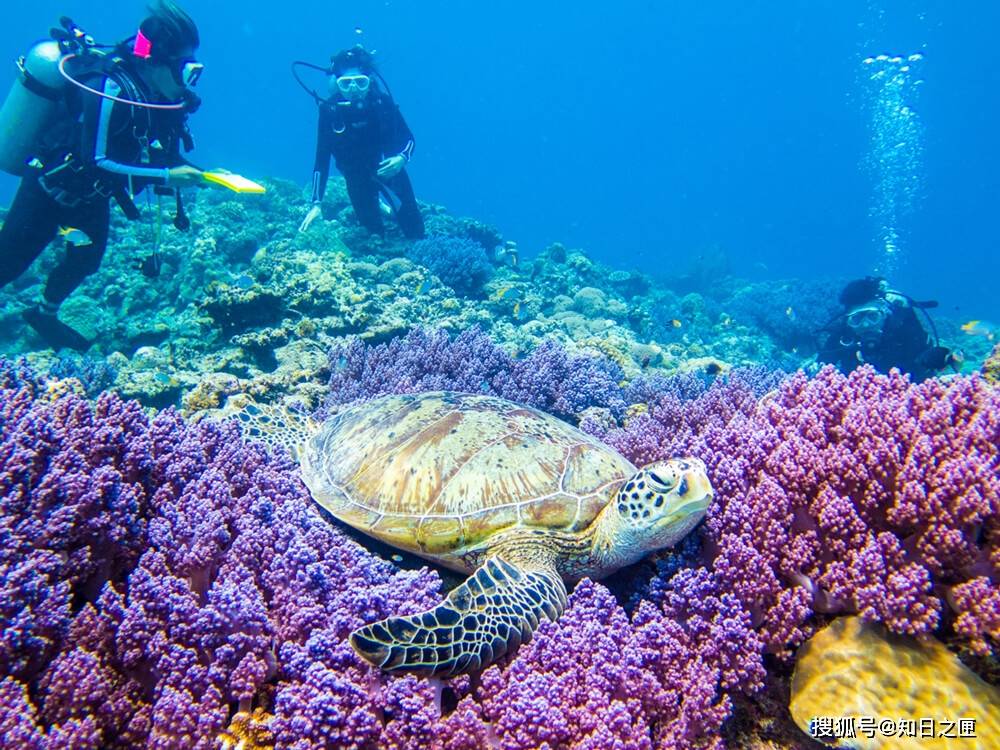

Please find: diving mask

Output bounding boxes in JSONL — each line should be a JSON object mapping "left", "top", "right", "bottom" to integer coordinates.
{"left": 335, "top": 74, "right": 370, "bottom": 98}
{"left": 173, "top": 59, "right": 204, "bottom": 88}
{"left": 846, "top": 303, "right": 888, "bottom": 332}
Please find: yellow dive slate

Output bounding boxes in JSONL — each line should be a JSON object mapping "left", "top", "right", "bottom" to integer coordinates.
{"left": 202, "top": 172, "right": 266, "bottom": 194}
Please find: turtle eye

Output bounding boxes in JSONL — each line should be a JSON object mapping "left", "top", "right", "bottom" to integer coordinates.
{"left": 648, "top": 471, "right": 673, "bottom": 489}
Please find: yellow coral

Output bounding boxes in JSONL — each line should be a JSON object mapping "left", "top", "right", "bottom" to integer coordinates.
{"left": 580, "top": 335, "right": 633, "bottom": 372}
{"left": 625, "top": 403, "right": 649, "bottom": 420}
{"left": 43, "top": 377, "right": 85, "bottom": 403}
{"left": 789, "top": 616, "right": 1000, "bottom": 749}
{"left": 217, "top": 708, "right": 275, "bottom": 750}
{"left": 983, "top": 343, "right": 1000, "bottom": 384}
{"left": 677, "top": 356, "right": 729, "bottom": 376}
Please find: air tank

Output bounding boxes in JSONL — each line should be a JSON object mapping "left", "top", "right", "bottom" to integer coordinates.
{"left": 0, "top": 40, "right": 68, "bottom": 177}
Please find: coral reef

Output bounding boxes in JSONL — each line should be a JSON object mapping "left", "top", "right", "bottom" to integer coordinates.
{"left": 218, "top": 708, "right": 275, "bottom": 750}
{"left": 0, "top": 361, "right": 772, "bottom": 750}
{"left": 47, "top": 354, "right": 119, "bottom": 398}
{"left": 320, "top": 326, "right": 628, "bottom": 423}
{"left": 984, "top": 342, "right": 1000, "bottom": 384}
{"left": 406, "top": 236, "right": 493, "bottom": 298}
{"left": 1, "top": 161, "right": 996, "bottom": 750}
{"left": 1, "top": 347, "right": 998, "bottom": 748}
{"left": 790, "top": 616, "right": 1000, "bottom": 748}
{"left": 0, "top": 371, "right": 442, "bottom": 748}
{"left": 0, "top": 172, "right": 978, "bottom": 412}
{"left": 590, "top": 365, "right": 1000, "bottom": 659}
{"left": 728, "top": 279, "right": 843, "bottom": 350}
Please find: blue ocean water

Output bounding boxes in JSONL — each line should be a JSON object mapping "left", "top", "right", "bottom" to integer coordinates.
{"left": 1, "top": 0, "right": 997, "bottom": 320}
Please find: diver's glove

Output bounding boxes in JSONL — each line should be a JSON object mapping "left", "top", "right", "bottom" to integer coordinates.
{"left": 22, "top": 306, "right": 92, "bottom": 352}
{"left": 377, "top": 155, "right": 406, "bottom": 179}
{"left": 299, "top": 204, "right": 322, "bottom": 233}
{"left": 168, "top": 165, "right": 204, "bottom": 187}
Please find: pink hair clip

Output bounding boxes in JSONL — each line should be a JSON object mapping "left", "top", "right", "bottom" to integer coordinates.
{"left": 133, "top": 29, "right": 153, "bottom": 59}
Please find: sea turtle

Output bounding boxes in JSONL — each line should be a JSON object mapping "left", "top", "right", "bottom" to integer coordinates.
{"left": 240, "top": 391, "right": 712, "bottom": 678}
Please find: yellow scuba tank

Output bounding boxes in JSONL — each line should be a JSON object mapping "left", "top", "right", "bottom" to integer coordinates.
{"left": 0, "top": 39, "right": 69, "bottom": 176}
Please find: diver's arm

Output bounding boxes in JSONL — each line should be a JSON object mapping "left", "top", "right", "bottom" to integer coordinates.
{"left": 384, "top": 99, "right": 415, "bottom": 162}
{"left": 816, "top": 329, "right": 856, "bottom": 372}
{"left": 888, "top": 307, "right": 936, "bottom": 365}
{"left": 89, "top": 78, "right": 172, "bottom": 185}
{"left": 375, "top": 101, "right": 414, "bottom": 178}
{"left": 310, "top": 107, "right": 333, "bottom": 203}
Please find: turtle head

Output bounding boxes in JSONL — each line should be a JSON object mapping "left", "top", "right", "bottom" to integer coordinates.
{"left": 600, "top": 457, "right": 713, "bottom": 563}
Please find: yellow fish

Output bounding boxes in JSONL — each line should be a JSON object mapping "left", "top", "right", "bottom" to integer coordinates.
{"left": 513, "top": 302, "right": 521, "bottom": 319}
{"left": 58, "top": 226, "right": 92, "bottom": 247}
{"left": 492, "top": 286, "right": 523, "bottom": 303}
{"left": 961, "top": 320, "right": 996, "bottom": 340}
{"left": 670, "top": 319, "right": 682, "bottom": 328}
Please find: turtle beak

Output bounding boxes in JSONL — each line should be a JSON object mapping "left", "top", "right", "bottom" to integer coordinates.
{"left": 655, "top": 493, "right": 712, "bottom": 530}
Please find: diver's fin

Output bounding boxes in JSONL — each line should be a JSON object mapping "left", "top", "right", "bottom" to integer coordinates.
{"left": 22, "top": 306, "right": 91, "bottom": 352}
{"left": 235, "top": 399, "right": 317, "bottom": 461}
{"left": 350, "top": 555, "right": 566, "bottom": 678}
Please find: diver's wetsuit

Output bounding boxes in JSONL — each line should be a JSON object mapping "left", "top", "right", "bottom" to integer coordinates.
{"left": 0, "top": 66, "right": 190, "bottom": 315}
{"left": 818, "top": 301, "right": 952, "bottom": 382}
{"left": 311, "top": 90, "right": 424, "bottom": 239}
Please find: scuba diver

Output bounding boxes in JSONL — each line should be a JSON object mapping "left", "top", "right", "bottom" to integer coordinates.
{"left": 0, "top": 1, "right": 208, "bottom": 351}
{"left": 298, "top": 45, "right": 425, "bottom": 239}
{"left": 817, "top": 276, "right": 958, "bottom": 381}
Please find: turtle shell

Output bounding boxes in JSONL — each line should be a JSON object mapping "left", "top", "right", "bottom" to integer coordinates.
{"left": 301, "top": 391, "right": 637, "bottom": 566}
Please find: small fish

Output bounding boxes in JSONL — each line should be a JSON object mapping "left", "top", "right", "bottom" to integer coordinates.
{"left": 492, "top": 286, "right": 524, "bottom": 304}
{"left": 670, "top": 319, "right": 682, "bottom": 328}
{"left": 720, "top": 314, "right": 732, "bottom": 328}
{"left": 786, "top": 306, "right": 796, "bottom": 321}
{"left": 415, "top": 280, "right": 426, "bottom": 295}
{"left": 153, "top": 372, "right": 173, "bottom": 385}
{"left": 136, "top": 253, "right": 162, "bottom": 278}
{"left": 961, "top": 320, "right": 996, "bottom": 340}
{"left": 705, "top": 362, "right": 722, "bottom": 375}
{"left": 58, "top": 226, "right": 92, "bottom": 247}
{"left": 233, "top": 274, "right": 254, "bottom": 290}
{"left": 513, "top": 302, "right": 521, "bottom": 319}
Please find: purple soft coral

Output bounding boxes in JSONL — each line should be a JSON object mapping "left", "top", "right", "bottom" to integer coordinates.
{"left": 461, "top": 576, "right": 763, "bottom": 750}
{"left": 602, "top": 365, "right": 1000, "bottom": 657}
{"left": 323, "top": 327, "right": 626, "bottom": 422}
{"left": 4, "top": 348, "right": 995, "bottom": 749}
{"left": 0, "top": 372, "right": 443, "bottom": 749}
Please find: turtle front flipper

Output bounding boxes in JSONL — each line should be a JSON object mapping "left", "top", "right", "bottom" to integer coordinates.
{"left": 350, "top": 556, "right": 567, "bottom": 678}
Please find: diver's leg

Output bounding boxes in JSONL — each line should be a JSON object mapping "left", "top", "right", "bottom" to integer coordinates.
{"left": 386, "top": 170, "right": 424, "bottom": 239}
{"left": 0, "top": 178, "right": 61, "bottom": 290}
{"left": 42, "top": 198, "right": 110, "bottom": 306}
{"left": 23, "top": 198, "right": 110, "bottom": 351}
{"left": 344, "top": 172, "right": 385, "bottom": 235}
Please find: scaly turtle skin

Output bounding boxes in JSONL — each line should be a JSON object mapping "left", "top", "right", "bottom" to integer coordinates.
{"left": 241, "top": 391, "right": 712, "bottom": 678}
